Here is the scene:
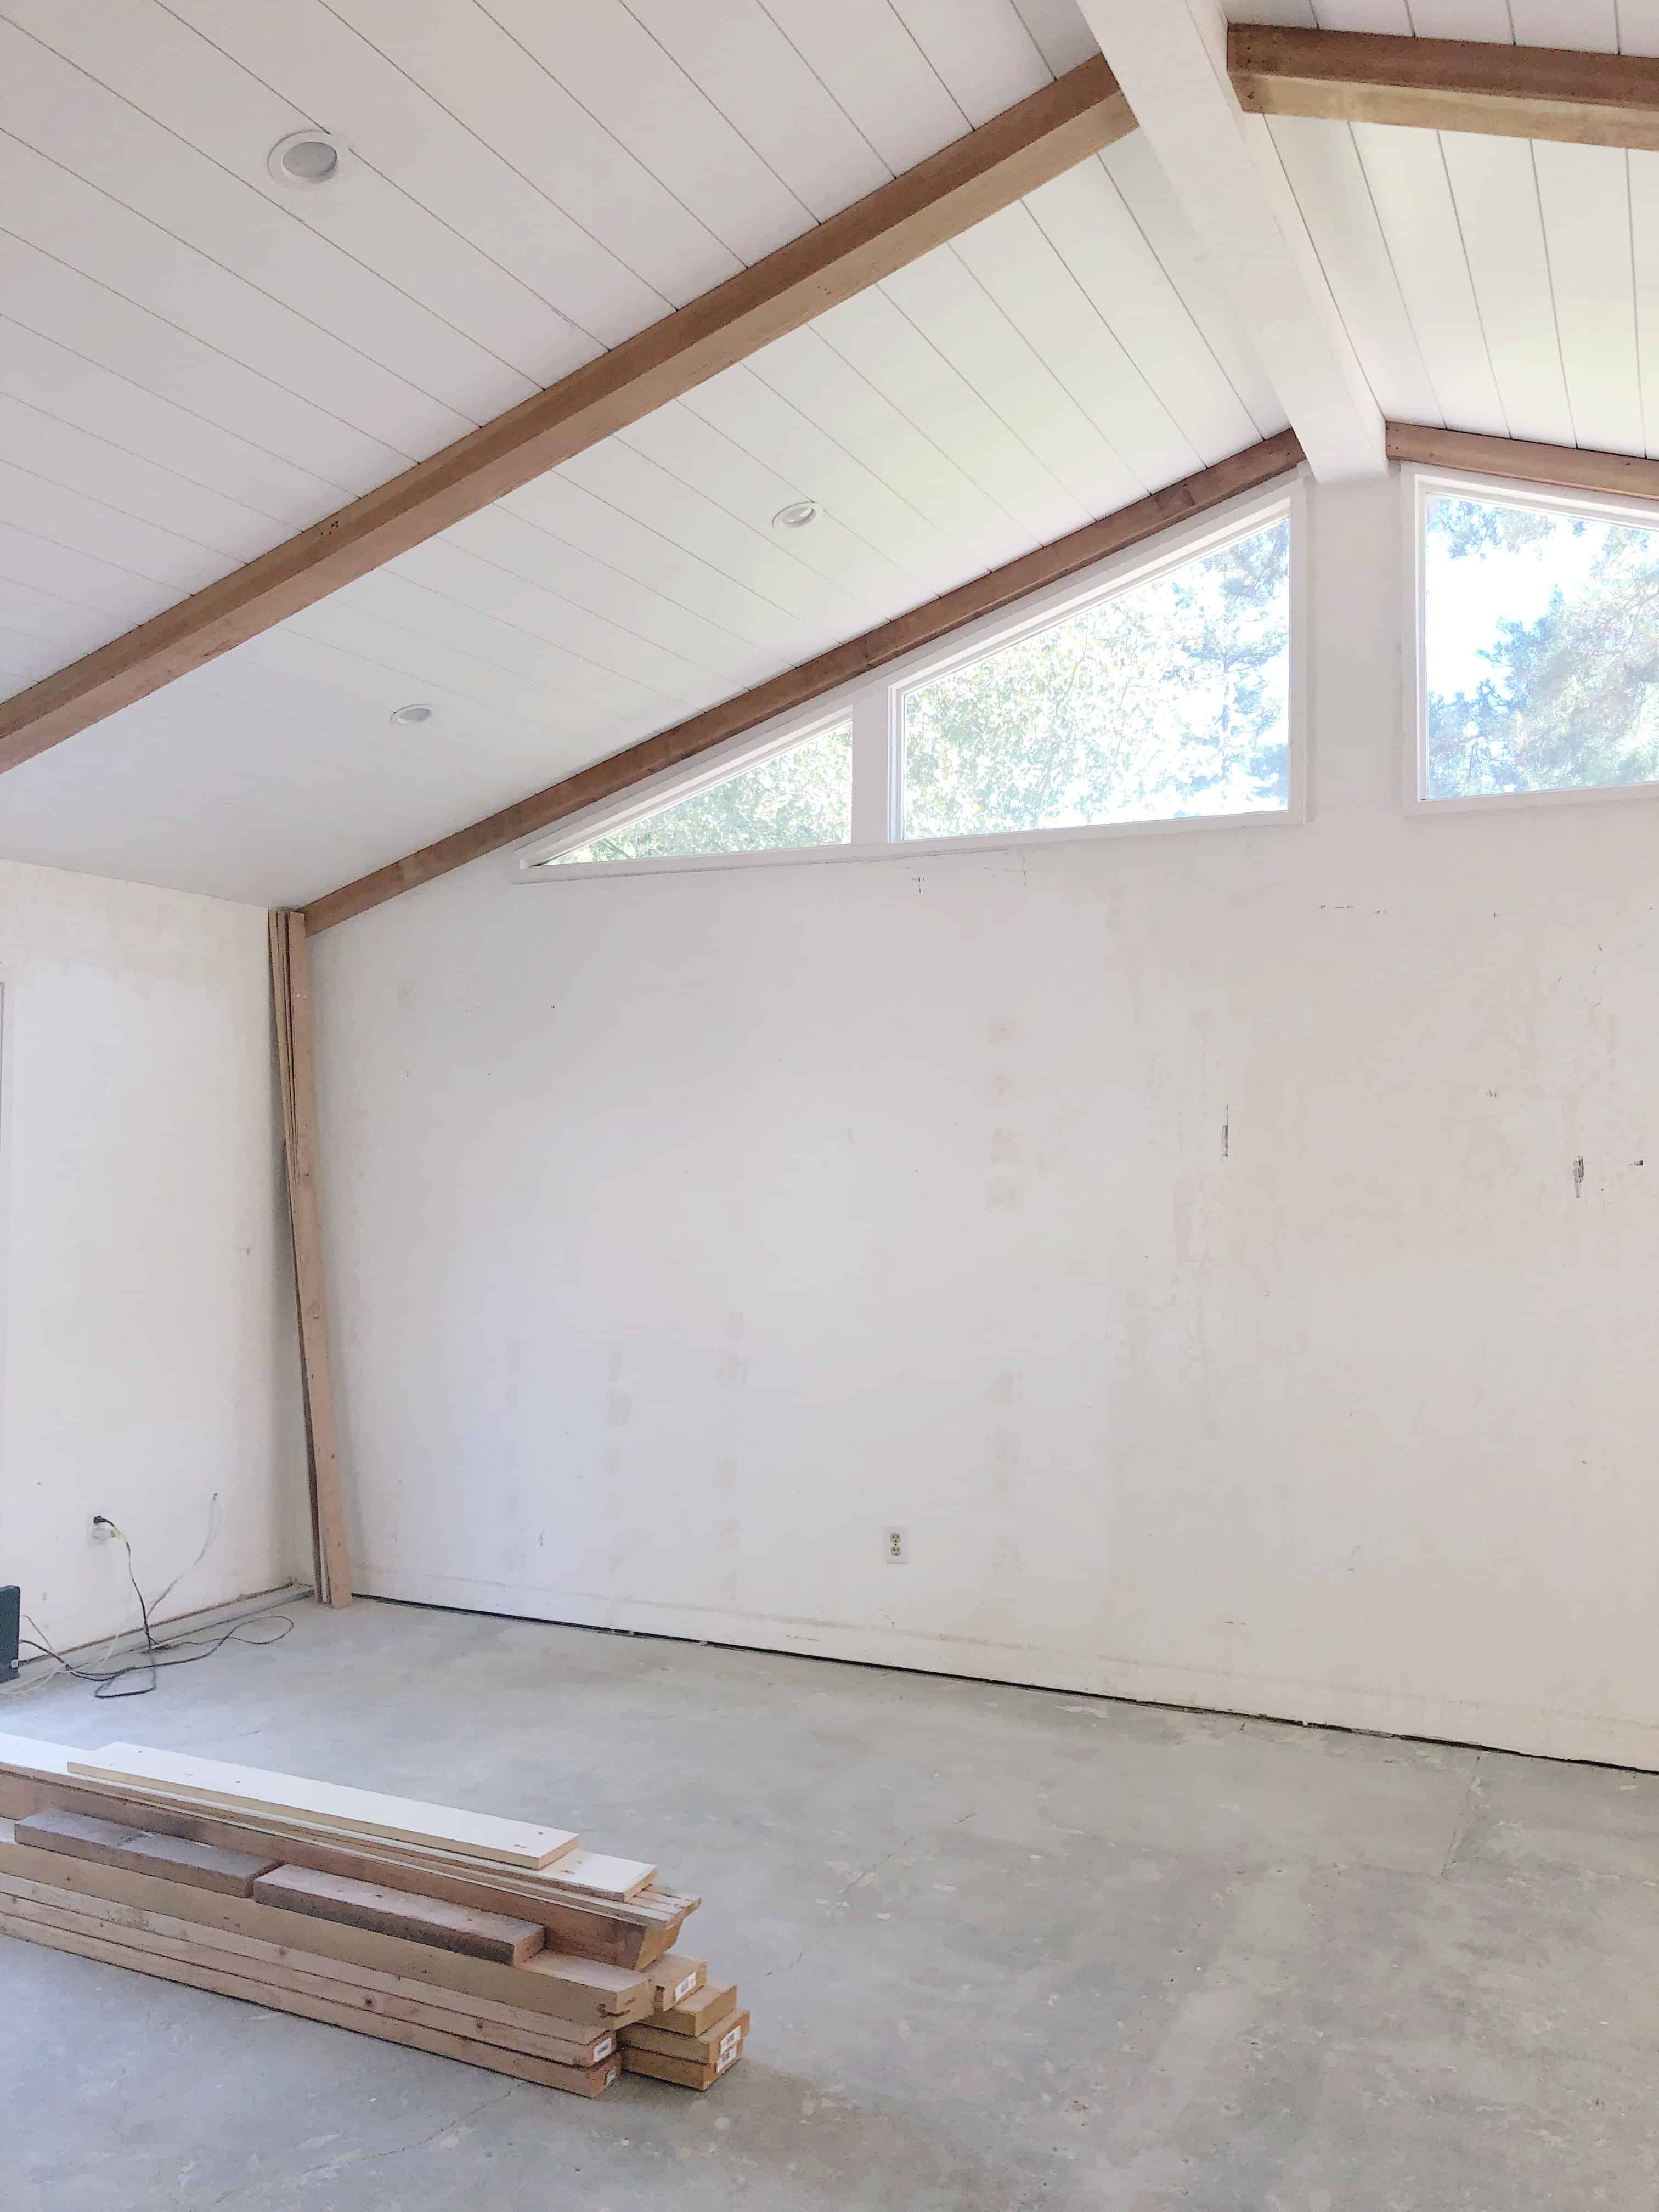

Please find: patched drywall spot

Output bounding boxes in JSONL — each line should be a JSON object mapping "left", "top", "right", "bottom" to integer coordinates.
{"left": 990, "top": 1127, "right": 1021, "bottom": 1165}
{"left": 986, "top": 1179, "right": 1024, "bottom": 1211}
{"left": 607, "top": 1347, "right": 624, "bottom": 1383}
{"left": 606, "top": 1391, "right": 631, "bottom": 1427}
{"left": 987, "top": 1370, "right": 1021, "bottom": 1408}
{"left": 713, "top": 1456, "right": 737, "bottom": 1497}
{"left": 718, "top": 1351, "right": 749, "bottom": 1386}
{"left": 1573, "top": 1156, "right": 1585, "bottom": 1198}
{"left": 726, "top": 1310, "right": 746, "bottom": 1341}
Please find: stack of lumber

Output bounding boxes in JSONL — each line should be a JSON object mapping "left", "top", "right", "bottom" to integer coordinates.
{"left": 0, "top": 1734, "right": 749, "bottom": 2097}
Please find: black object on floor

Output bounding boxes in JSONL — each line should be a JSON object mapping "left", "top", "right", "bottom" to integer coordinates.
{"left": 0, "top": 1585, "right": 18, "bottom": 1684}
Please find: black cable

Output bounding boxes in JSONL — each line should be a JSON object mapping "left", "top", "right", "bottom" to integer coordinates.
{"left": 15, "top": 1524, "right": 294, "bottom": 1699}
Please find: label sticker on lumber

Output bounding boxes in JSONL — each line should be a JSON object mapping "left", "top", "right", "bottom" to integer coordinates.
{"left": 673, "top": 1973, "right": 698, "bottom": 2003}
{"left": 715, "top": 2044, "right": 739, "bottom": 2075}
{"left": 718, "top": 2026, "right": 742, "bottom": 2057}
{"left": 67, "top": 1744, "right": 577, "bottom": 1871}
{"left": 592, "top": 2035, "right": 615, "bottom": 2061}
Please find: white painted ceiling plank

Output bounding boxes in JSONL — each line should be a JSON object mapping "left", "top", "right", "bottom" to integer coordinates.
{"left": 476, "top": 0, "right": 816, "bottom": 266}
{"left": 621, "top": 0, "right": 895, "bottom": 221}
{"left": 1400, "top": 1, "right": 1513, "bottom": 38}
{"left": 402, "top": 520, "right": 781, "bottom": 685}
{"left": 753, "top": 0, "right": 971, "bottom": 173}
{"left": 161, "top": 0, "right": 660, "bottom": 352}
{"left": 0, "top": 135, "right": 458, "bottom": 460}
{"left": 949, "top": 202, "right": 1205, "bottom": 493}
{"left": 1439, "top": 133, "right": 1576, "bottom": 448}
{"left": 556, "top": 439, "right": 891, "bottom": 639}
{"left": 1532, "top": 143, "right": 1644, "bottom": 456}
{"left": 0, "top": 312, "right": 348, "bottom": 527}
{"left": 329, "top": 0, "right": 740, "bottom": 312}
{"left": 1021, "top": 161, "right": 1264, "bottom": 466}
{"left": 500, "top": 473, "right": 830, "bottom": 654}
{"left": 0, "top": 234, "right": 405, "bottom": 493}
{"left": 338, "top": 567, "right": 723, "bottom": 710}
{"left": 810, "top": 286, "right": 1090, "bottom": 549}
{"left": 686, "top": 341, "right": 1028, "bottom": 578}
{"left": 0, "top": 575, "right": 127, "bottom": 654}
{"left": 0, "top": 460, "right": 227, "bottom": 595}
{"left": 1623, "top": 153, "right": 1659, "bottom": 453}
{"left": 1510, "top": 0, "right": 1618, "bottom": 50}
{"left": 1080, "top": 0, "right": 1383, "bottom": 478}
{"left": 889, "top": 0, "right": 1055, "bottom": 123}
{"left": 1266, "top": 116, "right": 1442, "bottom": 426}
{"left": 5, "top": 0, "right": 586, "bottom": 390}
{"left": 615, "top": 404, "right": 926, "bottom": 618}
{"left": 1621, "top": 1, "right": 1659, "bottom": 58}
{"left": 0, "top": 21, "right": 529, "bottom": 427}
{"left": 1350, "top": 124, "right": 1508, "bottom": 437}
{"left": 1009, "top": 0, "right": 1098, "bottom": 74}
{"left": 0, "top": 522, "right": 177, "bottom": 622}
{"left": 1099, "top": 135, "right": 1286, "bottom": 438}
{"left": 1309, "top": 2, "right": 1412, "bottom": 29}
{"left": 0, "top": 393, "right": 290, "bottom": 560}
{"left": 878, "top": 244, "right": 1149, "bottom": 513}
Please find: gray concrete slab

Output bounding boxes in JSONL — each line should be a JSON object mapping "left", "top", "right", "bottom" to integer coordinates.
{"left": 1, "top": 1598, "right": 1655, "bottom": 2210}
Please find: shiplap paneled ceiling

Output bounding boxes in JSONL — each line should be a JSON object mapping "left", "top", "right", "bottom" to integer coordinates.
{"left": 0, "top": 0, "right": 1650, "bottom": 906}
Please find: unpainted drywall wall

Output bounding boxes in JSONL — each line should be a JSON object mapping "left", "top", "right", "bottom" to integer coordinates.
{"left": 309, "top": 473, "right": 1659, "bottom": 1768}
{"left": 0, "top": 860, "right": 307, "bottom": 1655}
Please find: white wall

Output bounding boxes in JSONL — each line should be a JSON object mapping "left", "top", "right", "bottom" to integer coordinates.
{"left": 0, "top": 860, "right": 307, "bottom": 1656}
{"left": 311, "top": 472, "right": 1659, "bottom": 1769}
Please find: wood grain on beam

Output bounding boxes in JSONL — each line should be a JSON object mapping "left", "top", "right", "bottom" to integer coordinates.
{"left": 0, "top": 61, "right": 1132, "bottom": 777}
{"left": 1231, "top": 24, "right": 1659, "bottom": 154}
{"left": 1387, "top": 422, "right": 1659, "bottom": 501}
{"left": 304, "top": 431, "right": 1305, "bottom": 934}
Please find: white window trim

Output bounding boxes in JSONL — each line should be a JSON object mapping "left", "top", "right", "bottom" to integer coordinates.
{"left": 514, "top": 472, "right": 1307, "bottom": 883}
{"left": 1404, "top": 461, "right": 1659, "bottom": 816}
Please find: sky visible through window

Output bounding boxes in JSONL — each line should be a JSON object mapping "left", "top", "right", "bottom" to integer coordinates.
{"left": 1425, "top": 492, "right": 1659, "bottom": 798}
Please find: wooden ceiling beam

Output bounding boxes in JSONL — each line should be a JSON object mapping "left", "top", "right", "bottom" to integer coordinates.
{"left": 303, "top": 431, "right": 1305, "bottom": 934}
{"left": 0, "top": 58, "right": 1133, "bottom": 777}
{"left": 1387, "top": 422, "right": 1659, "bottom": 503}
{"left": 1230, "top": 23, "right": 1659, "bottom": 154}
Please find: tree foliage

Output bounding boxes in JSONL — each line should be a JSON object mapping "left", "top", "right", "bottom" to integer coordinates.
{"left": 1426, "top": 495, "right": 1659, "bottom": 797}
{"left": 558, "top": 721, "right": 852, "bottom": 862}
{"left": 903, "top": 520, "right": 1290, "bottom": 838}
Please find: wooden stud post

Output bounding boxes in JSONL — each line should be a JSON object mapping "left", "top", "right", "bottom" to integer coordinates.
{"left": 270, "top": 910, "right": 352, "bottom": 1607}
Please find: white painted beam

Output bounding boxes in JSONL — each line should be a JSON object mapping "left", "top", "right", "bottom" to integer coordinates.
{"left": 1076, "top": 0, "right": 1386, "bottom": 481}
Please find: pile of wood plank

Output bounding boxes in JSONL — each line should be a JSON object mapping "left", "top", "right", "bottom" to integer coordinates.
{"left": 0, "top": 1734, "right": 748, "bottom": 2096}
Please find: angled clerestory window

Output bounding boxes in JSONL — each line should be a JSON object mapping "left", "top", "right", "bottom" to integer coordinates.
{"left": 898, "top": 517, "right": 1291, "bottom": 840}
{"left": 549, "top": 719, "right": 853, "bottom": 864}
{"left": 1418, "top": 483, "right": 1659, "bottom": 802}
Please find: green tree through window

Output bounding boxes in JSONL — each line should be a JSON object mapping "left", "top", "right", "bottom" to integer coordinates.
{"left": 1425, "top": 492, "right": 1659, "bottom": 798}
{"left": 900, "top": 518, "right": 1290, "bottom": 840}
{"left": 555, "top": 720, "right": 851, "bottom": 862}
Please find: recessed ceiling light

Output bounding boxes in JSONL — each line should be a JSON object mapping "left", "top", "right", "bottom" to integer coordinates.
{"left": 773, "top": 499, "right": 818, "bottom": 531}
{"left": 389, "top": 703, "right": 433, "bottom": 726}
{"left": 268, "top": 129, "right": 342, "bottom": 187}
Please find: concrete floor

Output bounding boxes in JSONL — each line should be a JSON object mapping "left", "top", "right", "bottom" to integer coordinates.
{"left": 2, "top": 1600, "right": 1656, "bottom": 2210}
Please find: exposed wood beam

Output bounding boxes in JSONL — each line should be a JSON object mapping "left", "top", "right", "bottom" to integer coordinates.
{"left": 0, "top": 59, "right": 1133, "bottom": 778}
{"left": 1231, "top": 24, "right": 1659, "bottom": 155}
{"left": 303, "top": 431, "right": 1305, "bottom": 934}
{"left": 1076, "top": 0, "right": 1384, "bottom": 484}
{"left": 1387, "top": 422, "right": 1659, "bottom": 503}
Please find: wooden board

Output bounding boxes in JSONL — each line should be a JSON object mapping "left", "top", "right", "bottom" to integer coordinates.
{"left": 645, "top": 1953, "right": 706, "bottom": 2010}
{"left": 654, "top": 1981, "right": 740, "bottom": 2039}
{"left": 253, "top": 1863, "right": 546, "bottom": 1966}
{"left": 15, "top": 1809, "right": 277, "bottom": 1897}
{"left": 270, "top": 909, "right": 352, "bottom": 1609}
{"left": 0, "top": 1759, "right": 690, "bottom": 1970}
{"left": 304, "top": 429, "right": 1305, "bottom": 932}
{"left": 0, "top": 1901, "right": 618, "bottom": 2096}
{"left": 0, "top": 1863, "right": 618, "bottom": 2058}
{"left": 622, "top": 2007, "right": 749, "bottom": 2067}
{"left": 0, "top": 58, "right": 1133, "bottom": 775}
{"left": 0, "top": 1821, "right": 651, "bottom": 2026}
{"left": 622, "top": 2036, "right": 746, "bottom": 2091}
{"left": 1229, "top": 25, "right": 1659, "bottom": 157}
{"left": 68, "top": 1743, "right": 578, "bottom": 1872}
{"left": 0, "top": 1883, "right": 614, "bottom": 2067}
{"left": 1385, "top": 421, "right": 1659, "bottom": 504}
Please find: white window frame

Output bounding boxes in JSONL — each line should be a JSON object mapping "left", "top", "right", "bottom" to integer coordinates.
{"left": 1404, "top": 462, "right": 1659, "bottom": 815}
{"left": 514, "top": 473, "right": 1308, "bottom": 883}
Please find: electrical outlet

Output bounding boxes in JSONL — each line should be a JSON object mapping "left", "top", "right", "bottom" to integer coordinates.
{"left": 88, "top": 1514, "right": 114, "bottom": 1545}
{"left": 884, "top": 1526, "right": 908, "bottom": 1565}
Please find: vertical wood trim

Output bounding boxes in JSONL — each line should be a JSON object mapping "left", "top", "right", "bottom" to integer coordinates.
{"left": 270, "top": 911, "right": 352, "bottom": 1609}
